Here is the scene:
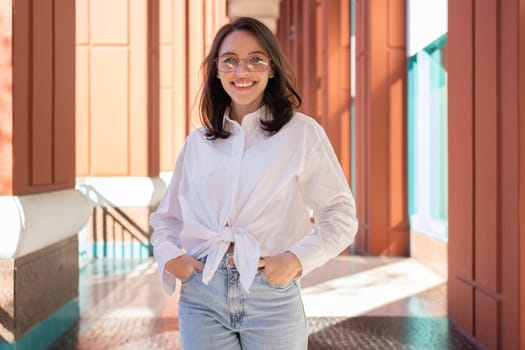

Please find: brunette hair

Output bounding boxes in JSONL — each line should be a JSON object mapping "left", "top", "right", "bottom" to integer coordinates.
{"left": 199, "top": 17, "right": 302, "bottom": 139}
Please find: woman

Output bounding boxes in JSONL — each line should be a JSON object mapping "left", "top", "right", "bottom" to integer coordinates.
{"left": 150, "top": 16, "right": 358, "bottom": 350}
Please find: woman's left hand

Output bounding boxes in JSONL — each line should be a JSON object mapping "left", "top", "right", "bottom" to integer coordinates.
{"left": 258, "top": 251, "right": 302, "bottom": 286}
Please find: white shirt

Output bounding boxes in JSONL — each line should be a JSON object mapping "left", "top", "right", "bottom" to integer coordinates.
{"left": 150, "top": 107, "right": 358, "bottom": 294}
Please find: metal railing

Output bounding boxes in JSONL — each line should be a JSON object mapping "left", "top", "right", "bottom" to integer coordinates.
{"left": 78, "top": 184, "right": 152, "bottom": 259}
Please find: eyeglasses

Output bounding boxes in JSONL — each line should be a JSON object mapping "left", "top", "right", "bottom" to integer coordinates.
{"left": 216, "top": 53, "right": 271, "bottom": 72}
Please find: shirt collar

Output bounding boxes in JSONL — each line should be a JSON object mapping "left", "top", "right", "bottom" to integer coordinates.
{"left": 223, "top": 105, "right": 271, "bottom": 133}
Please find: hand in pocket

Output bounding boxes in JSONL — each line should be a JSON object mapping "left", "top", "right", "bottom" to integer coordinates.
{"left": 165, "top": 255, "right": 205, "bottom": 281}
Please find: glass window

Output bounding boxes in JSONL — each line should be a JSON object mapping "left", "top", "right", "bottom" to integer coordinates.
{"left": 408, "top": 35, "right": 448, "bottom": 239}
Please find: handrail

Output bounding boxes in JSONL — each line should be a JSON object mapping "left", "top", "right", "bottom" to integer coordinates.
{"left": 77, "top": 183, "right": 152, "bottom": 258}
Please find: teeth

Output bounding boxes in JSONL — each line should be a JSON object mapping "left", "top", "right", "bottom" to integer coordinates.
{"left": 234, "top": 81, "right": 254, "bottom": 88}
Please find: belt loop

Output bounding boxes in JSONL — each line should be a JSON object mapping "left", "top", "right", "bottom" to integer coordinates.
{"left": 225, "top": 252, "right": 235, "bottom": 267}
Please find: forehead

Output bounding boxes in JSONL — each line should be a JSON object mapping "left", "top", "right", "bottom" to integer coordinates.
{"left": 218, "top": 30, "right": 266, "bottom": 56}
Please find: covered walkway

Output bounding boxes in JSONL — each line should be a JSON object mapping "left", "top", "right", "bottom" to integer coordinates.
{"left": 2, "top": 1, "right": 524, "bottom": 349}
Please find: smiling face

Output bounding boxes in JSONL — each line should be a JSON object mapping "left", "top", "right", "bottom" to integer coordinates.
{"left": 216, "top": 30, "right": 273, "bottom": 123}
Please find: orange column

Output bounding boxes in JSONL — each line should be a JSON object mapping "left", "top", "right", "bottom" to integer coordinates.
{"left": 299, "top": 0, "right": 318, "bottom": 119}
{"left": 1, "top": 1, "right": 89, "bottom": 347}
{"left": 354, "top": 0, "right": 408, "bottom": 255}
{"left": 447, "top": 0, "right": 475, "bottom": 336}
{"left": 520, "top": 2, "right": 525, "bottom": 348}
{"left": 354, "top": 0, "right": 368, "bottom": 253}
{"left": 448, "top": 0, "right": 522, "bottom": 348}
{"left": 2, "top": 0, "right": 76, "bottom": 195}
{"left": 320, "top": 0, "right": 351, "bottom": 180}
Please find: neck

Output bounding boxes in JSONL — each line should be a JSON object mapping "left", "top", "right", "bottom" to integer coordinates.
{"left": 230, "top": 103, "right": 263, "bottom": 124}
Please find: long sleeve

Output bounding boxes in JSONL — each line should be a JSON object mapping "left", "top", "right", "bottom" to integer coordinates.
{"left": 150, "top": 145, "right": 187, "bottom": 294}
{"left": 288, "top": 126, "right": 358, "bottom": 276}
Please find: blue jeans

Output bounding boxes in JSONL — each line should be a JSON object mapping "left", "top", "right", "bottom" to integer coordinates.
{"left": 178, "top": 253, "right": 308, "bottom": 349}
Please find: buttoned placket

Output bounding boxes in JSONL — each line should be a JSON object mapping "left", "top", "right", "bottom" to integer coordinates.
{"left": 221, "top": 122, "right": 245, "bottom": 236}
{"left": 224, "top": 122, "right": 250, "bottom": 330}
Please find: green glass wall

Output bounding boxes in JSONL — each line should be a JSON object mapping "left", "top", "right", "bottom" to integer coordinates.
{"left": 408, "top": 34, "right": 448, "bottom": 239}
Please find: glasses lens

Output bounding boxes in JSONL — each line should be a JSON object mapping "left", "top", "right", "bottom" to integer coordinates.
{"left": 217, "top": 54, "right": 270, "bottom": 72}
{"left": 246, "top": 54, "right": 270, "bottom": 72}
{"left": 217, "top": 55, "right": 238, "bottom": 72}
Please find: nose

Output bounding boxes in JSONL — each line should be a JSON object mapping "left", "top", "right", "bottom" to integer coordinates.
{"left": 235, "top": 59, "right": 250, "bottom": 74}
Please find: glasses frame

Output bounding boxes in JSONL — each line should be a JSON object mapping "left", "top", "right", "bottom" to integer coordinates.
{"left": 215, "top": 53, "right": 272, "bottom": 73}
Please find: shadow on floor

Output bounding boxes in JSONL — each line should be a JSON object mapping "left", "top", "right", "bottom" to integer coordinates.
{"left": 307, "top": 316, "right": 480, "bottom": 350}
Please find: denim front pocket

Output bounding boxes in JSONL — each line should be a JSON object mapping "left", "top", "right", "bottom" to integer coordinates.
{"left": 181, "top": 269, "right": 198, "bottom": 284}
{"left": 258, "top": 270, "right": 294, "bottom": 289}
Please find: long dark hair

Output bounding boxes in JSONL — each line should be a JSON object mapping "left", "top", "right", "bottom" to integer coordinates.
{"left": 199, "top": 17, "right": 302, "bottom": 139}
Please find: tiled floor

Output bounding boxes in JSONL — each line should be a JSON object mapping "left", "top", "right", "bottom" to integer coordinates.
{"left": 48, "top": 256, "right": 481, "bottom": 349}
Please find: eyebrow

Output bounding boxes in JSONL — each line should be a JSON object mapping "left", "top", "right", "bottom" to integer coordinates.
{"left": 218, "top": 50, "right": 267, "bottom": 57}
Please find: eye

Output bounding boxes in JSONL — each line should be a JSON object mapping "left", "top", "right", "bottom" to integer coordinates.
{"left": 221, "top": 55, "right": 238, "bottom": 66}
{"left": 248, "top": 55, "right": 268, "bottom": 65}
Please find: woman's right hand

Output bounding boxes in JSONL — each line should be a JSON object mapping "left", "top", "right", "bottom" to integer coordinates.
{"left": 164, "top": 255, "right": 205, "bottom": 281}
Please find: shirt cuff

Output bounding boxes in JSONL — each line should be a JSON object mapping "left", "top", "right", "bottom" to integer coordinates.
{"left": 153, "top": 241, "right": 184, "bottom": 295}
{"left": 287, "top": 228, "right": 328, "bottom": 277}
{"left": 162, "top": 269, "right": 178, "bottom": 295}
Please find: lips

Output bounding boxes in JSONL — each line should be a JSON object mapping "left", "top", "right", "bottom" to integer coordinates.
{"left": 232, "top": 81, "right": 256, "bottom": 88}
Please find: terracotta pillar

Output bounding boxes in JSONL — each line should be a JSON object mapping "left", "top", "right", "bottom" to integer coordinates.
{"left": 520, "top": 2, "right": 525, "bottom": 348}
{"left": 0, "top": 0, "right": 89, "bottom": 347}
{"left": 298, "top": 0, "right": 318, "bottom": 119}
{"left": 448, "top": 0, "right": 522, "bottom": 348}
{"left": 319, "top": 0, "right": 351, "bottom": 180}
{"left": 354, "top": 0, "right": 409, "bottom": 255}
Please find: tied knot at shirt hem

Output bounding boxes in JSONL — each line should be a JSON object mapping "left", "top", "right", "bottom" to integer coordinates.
{"left": 201, "top": 225, "right": 261, "bottom": 293}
